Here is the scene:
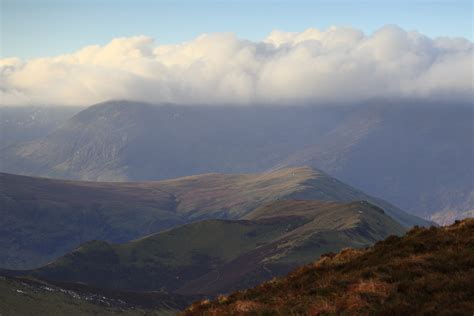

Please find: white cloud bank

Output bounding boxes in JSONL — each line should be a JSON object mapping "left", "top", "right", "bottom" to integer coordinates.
{"left": 1, "top": 25, "right": 473, "bottom": 106}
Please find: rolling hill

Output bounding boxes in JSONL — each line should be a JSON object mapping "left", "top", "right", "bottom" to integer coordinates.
{"left": 7, "top": 200, "right": 405, "bottom": 296}
{"left": 176, "top": 200, "right": 406, "bottom": 295}
{"left": 184, "top": 218, "right": 474, "bottom": 315}
{"left": 1, "top": 100, "right": 472, "bottom": 222}
{"left": 0, "top": 167, "right": 430, "bottom": 269}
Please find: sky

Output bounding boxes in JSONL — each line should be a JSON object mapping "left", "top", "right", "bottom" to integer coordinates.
{"left": 1, "top": 0, "right": 473, "bottom": 59}
{"left": 0, "top": 1, "right": 472, "bottom": 106}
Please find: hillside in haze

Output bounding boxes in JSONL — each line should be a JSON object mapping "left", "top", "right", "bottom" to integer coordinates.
{"left": 0, "top": 167, "right": 428, "bottom": 269}
{"left": 5, "top": 200, "right": 405, "bottom": 296}
{"left": 184, "top": 219, "right": 474, "bottom": 315}
{"left": 1, "top": 100, "right": 471, "bottom": 222}
{"left": 0, "top": 106, "right": 83, "bottom": 150}
{"left": 0, "top": 101, "right": 341, "bottom": 180}
{"left": 278, "top": 102, "right": 474, "bottom": 222}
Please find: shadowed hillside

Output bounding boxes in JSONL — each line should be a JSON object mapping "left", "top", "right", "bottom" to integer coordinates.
{"left": 184, "top": 219, "right": 474, "bottom": 315}
{"left": 0, "top": 167, "right": 429, "bottom": 269}
{"left": 277, "top": 103, "right": 474, "bottom": 223}
{"left": 5, "top": 200, "right": 405, "bottom": 296}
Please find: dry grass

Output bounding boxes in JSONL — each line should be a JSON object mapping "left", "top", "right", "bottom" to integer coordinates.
{"left": 183, "top": 219, "right": 474, "bottom": 315}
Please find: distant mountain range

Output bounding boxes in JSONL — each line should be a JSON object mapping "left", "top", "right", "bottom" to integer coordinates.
{"left": 184, "top": 219, "right": 474, "bottom": 315}
{"left": 0, "top": 167, "right": 428, "bottom": 270}
{"left": 1, "top": 100, "right": 472, "bottom": 222}
{"left": 0, "top": 106, "right": 83, "bottom": 150}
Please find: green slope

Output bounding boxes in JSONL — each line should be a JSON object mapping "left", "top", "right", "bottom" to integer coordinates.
{"left": 184, "top": 219, "right": 474, "bottom": 315}
{"left": 16, "top": 200, "right": 405, "bottom": 296}
{"left": 24, "top": 218, "right": 305, "bottom": 292}
{"left": 0, "top": 167, "right": 431, "bottom": 269}
{"left": 178, "top": 200, "right": 406, "bottom": 295}
{"left": 0, "top": 172, "right": 181, "bottom": 269}
{"left": 247, "top": 200, "right": 407, "bottom": 263}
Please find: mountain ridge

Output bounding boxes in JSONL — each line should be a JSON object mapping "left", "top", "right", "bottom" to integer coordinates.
{"left": 2, "top": 100, "right": 471, "bottom": 221}
{"left": 6, "top": 199, "right": 406, "bottom": 296}
{"left": 0, "top": 167, "right": 433, "bottom": 269}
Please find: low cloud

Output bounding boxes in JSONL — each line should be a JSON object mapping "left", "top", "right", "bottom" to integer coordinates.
{"left": 1, "top": 25, "right": 472, "bottom": 106}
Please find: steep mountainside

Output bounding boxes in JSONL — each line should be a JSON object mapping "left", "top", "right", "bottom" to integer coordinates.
{"left": 278, "top": 102, "right": 474, "bottom": 222}
{"left": 184, "top": 219, "right": 474, "bottom": 315}
{"left": 1, "top": 100, "right": 471, "bottom": 221}
{"left": 0, "top": 101, "right": 342, "bottom": 181}
{"left": 0, "top": 167, "right": 429, "bottom": 269}
{"left": 8, "top": 200, "right": 405, "bottom": 296}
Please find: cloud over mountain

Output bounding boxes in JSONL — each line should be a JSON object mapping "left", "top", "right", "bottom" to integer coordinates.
{"left": 1, "top": 25, "right": 472, "bottom": 106}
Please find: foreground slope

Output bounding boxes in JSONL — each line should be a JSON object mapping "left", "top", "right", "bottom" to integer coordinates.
{"left": 184, "top": 219, "right": 474, "bottom": 315}
{"left": 10, "top": 201, "right": 405, "bottom": 295}
{"left": 0, "top": 167, "right": 429, "bottom": 269}
{"left": 0, "top": 275, "right": 196, "bottom": 316}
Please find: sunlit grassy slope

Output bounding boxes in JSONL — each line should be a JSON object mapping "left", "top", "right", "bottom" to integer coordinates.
{"left": 184, "top": 219, "right": 474, "bottom": 315}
